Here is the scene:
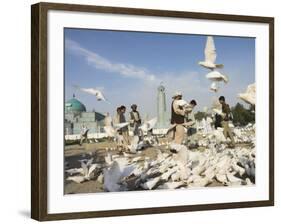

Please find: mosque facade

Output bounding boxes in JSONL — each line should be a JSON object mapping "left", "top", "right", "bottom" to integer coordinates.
{"left": 64, "top": 95, "right": 105, "bottom": 135}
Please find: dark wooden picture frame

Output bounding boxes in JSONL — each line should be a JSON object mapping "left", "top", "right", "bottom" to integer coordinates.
{"left": 31, "top": 2, "right": 274, "bottom": 221}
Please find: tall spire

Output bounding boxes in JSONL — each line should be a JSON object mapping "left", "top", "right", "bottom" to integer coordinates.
{"left": 157, "top": 83, "right": 168, "bottom": 128}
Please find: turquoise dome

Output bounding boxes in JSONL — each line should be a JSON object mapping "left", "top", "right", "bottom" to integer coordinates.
{"left": 65, "top": 96, "right": 86, "bottom": 113}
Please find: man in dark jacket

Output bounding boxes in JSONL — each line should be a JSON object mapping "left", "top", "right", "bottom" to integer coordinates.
{"left": 219, "top": 96, "right": 235, "bottom": 148}
{"left": 129, "top": 104, "right": 142, "bottom": 136}
{"left": 214, "top": 113, "right": 223, "bottom": 129}
{"left": 170, "top": 91, "right": 186, "bottom": 144}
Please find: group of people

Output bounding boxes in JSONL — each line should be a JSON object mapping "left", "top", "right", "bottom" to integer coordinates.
{"left": 170, "top": 92, "right": 235, "bottom": 148}
{"left": 114, "top": 104, "right": 142, "bottom": 150}
{"left": 169, "top": 91, "right": 197, "bottom": 145}
{"left": 79, "top": 92, "right": 236, "bottom": 150}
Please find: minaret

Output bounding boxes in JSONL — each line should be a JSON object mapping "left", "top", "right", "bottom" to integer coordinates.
{"left": 157, "top": 83, "right": 167, "bottom": 128}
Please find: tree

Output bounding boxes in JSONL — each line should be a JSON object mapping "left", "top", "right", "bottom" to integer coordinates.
{"left": 194, "top": 111, "right": 207, "bottom": 121}
{"left": 231, "top": 103, "right": 255, "bottom": 126}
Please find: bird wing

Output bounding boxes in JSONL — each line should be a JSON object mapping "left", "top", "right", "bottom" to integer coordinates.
{"left": 104, "top": 126, "right": 116, "bottom": 137}
{"left": 96, "top": 91, "right": 106, "bottom": 101}
{"left": 81, "top": 88, "right": 98, "bottom": 95}
{"left": 206, "top": 71, "right": 228, "bottom": 83}
{"left": 238, "top": 83, "right": 255, "bottom": 105}
{"left": 211, "top": 82, "right": 217, "bottom": 89}
{"left": 221, "top": 74, "right": 229, "bottom": 83}
{"left": 139, "top": 123, "right": 148, "bottom": 132}
{"left": 238, "top": 93, "right": 255, "bottom": 105}
{"left": 210, "top": 82, "right": 219, "bottom": 92}
{"left": 65, "top": 168, "right": 84, "bottom": 175}
{"left": 74, "top": 85, "right": 110, "bottom": 103}
{"left": 86, "top": 158, "right": 93, "bottom": 167}
{"left": 211, "top": 99, "right": 222, "bottom": 110}
{"left": 213, "top": 108, "right": 223, "bottom": 115}
{"left": 206, "top": 71, "right": 220, "bottom": 81}
{"left": 67, "top": 176, "right": 85, "bottom": 184}
{"left": 75, "top": 86, "right": 99, "bottom": 96}
{"left": 246, "top": 83, "right": 255, "bottom": 94}
{"left": 80, "top": 161, "right": 88, "bottom": 176}
{"left": 205, "top": 36, "right": 217, "bottom": 63}
{"left": 114, "top": 122, "right": 129, "bottom": 130}
{"left": 88, "top": 164, "right": 98, "bottom": 176}
{"left": 176, "top": 99, "right": 188, "bottom": 107}
{"left": 139, "top": 117, "right": 157, "bottom": 132}
{"left": 147, "top": 117, "right": 158, "bottom": 130}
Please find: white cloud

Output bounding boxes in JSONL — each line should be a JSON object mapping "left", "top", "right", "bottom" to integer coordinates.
{"left": 65, "top": 39, "right": 252, "bottom": 116}
{"left": 65, "top": 39, "right": 158, "bottom": 82}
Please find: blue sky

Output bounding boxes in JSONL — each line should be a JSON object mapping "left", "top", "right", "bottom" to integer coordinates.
{"left": 64, "top": 28, "right": 255, "bottom": 117}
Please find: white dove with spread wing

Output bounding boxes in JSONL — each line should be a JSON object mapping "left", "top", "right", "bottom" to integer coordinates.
{"left": 206, "top": 71, "right": 228, "bottom": 83}
{"left": 81, "top": 88, "right": 107, "bottom": 101}
{"left": 74, "top": 85, "right": 109, "bottom": 102}
{"left": 199, "top": 36, "right": 224, "bottom": 70}
{"left": 238, "top": 83, "right": 255, "bottom": 105}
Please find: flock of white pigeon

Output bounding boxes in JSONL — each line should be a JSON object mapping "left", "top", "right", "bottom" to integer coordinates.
{"left": 65, "top": 36, "right": 256, "bottom": 192}
{"left": 66, "top": 122, "right": 255, "bottom": 191}
{"left": 199, "top": 36, "right": 255, "bottom": 105}
{"left": 199, "top": 36, "right": 228, "bottom": 93}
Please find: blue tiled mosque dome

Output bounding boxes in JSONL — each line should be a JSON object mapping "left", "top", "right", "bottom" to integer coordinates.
{"left": 65, "top": 95, "right": 86, "bottom": 113}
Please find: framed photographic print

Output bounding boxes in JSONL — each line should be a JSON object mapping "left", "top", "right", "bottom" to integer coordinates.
{"left": 31, "top": 2, "right": 274, "bottom": 221}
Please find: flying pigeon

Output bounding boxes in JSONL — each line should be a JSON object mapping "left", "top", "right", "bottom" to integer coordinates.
{"left": 238, "top": 83, "right": 255, "bottom": 105}
{"left": 210, "top": 82, "right": 219, "bottom": 92}
{"left": 206, "top": 71, "right": 228, "bottom": 83}
{"left": 73, "top": 85, "right": 109, "bottom": 102}
{"left": 103, "top": 117, "right": 129, "bottom": 137}
{"left": 113, "top": 122, "right": 130, "bottom": 131}
{"left": 175, "top": 99, "right": 188, "bottom": 107}
{"left": 139, "top": 117, "right": 157, "bottom": 133}
{"left": 175, "top": 100, "right": 193, "bottom": 112}
{"left": 198, "top": 36, "right": 224, "bottom": 70}
{"left": 104, "top": 126, "right": 115, "bottom": 137}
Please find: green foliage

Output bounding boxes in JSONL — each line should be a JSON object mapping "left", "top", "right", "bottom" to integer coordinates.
{"left": 231, "top": 103, "right": 255, "bottom": 126}
{"left": 194, "top": 111, "right": 207, "bottom": 121}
